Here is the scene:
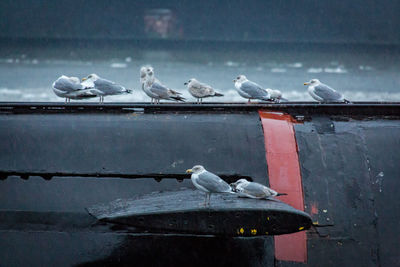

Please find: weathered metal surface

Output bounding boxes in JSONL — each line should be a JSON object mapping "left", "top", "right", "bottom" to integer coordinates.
{"left": 1, "top": 103, "right": 400, "bottom": 266}
{"left": 0, "top": 111, "right": 267, "bottom": 183}
{"left": 87, "top": 189, "right": 312, "bottom": 237}
{"left": 293, "top": 119, "right": 400, "bottom": 267}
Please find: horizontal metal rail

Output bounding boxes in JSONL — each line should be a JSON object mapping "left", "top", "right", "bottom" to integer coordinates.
{"left": 0, "top": 171, "right": 252, "bottom": 183}
{"left": 1, "top": 102, "right": 400, "bottom": 116}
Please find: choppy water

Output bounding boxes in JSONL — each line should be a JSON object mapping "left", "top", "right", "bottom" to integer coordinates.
{"left": 1, "top": 44, "right": 399, "bottom": 102}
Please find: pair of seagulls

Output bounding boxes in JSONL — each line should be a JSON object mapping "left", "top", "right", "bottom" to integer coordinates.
{"left": 186, "top": 165, "right": 286, "bottom": 206}
{"left": 235, "top": 75, "right": 349, "bottom": 103}
{"left": 52, "top": 74, "right": 131, "bottom": 103}
{"left": 140, "top": 66, "right": 185, "bottom": 103}
{"left": 140, "top": 66, "right": 224, "bottom": 104}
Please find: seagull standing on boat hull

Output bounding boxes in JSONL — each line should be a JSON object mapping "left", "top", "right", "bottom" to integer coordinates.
{"left": 230, "top": 179, "right": 287, "bottom": 199}
{"left": 186, "top": 165, "right": 233, "bottom": 206}
{"left": 304, "top": 79, "right": 350, "bottom": 103}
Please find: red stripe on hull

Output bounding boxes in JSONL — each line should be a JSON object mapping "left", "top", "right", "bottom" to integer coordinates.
{"left": 258, "top": 111, "right": 307, "bottom": 263}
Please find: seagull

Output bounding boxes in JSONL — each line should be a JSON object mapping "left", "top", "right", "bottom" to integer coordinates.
{"left": 143, "top": 67, "right": 185, "bottom": 103}
{"left": 52, "top": 75, "right": 97, "bottom": 103}
{"left": 184, "top": 78, "right": 223, "bottom": 104}
{"left": 81, "top": 74, "right": 132, "bottom": 103}
{"left": 186, "top": 165, "right": 233, "bottom": 206}
{"left": 140, "top": 66, "right": 156, "bottom": 104}
{"left": 304, "top": 79, "right": 350, "bottom": 103}
{"left": 233, "top": 75, "right": 273, "bottom": 103}
{"left": 230, "top": 179, "right": 287, "bottom": 199}
{"left": 265, "top": 88, "right": 289, "bottom": 103}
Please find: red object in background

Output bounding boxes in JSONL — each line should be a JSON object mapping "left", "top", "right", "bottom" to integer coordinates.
{"left": 259, "top": 110, "right": 307, "bottom": 263}
{"left": 144, "top": 9, "right": 183, "bottom": 39}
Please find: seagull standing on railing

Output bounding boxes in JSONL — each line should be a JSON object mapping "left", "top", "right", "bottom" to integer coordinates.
{"left": 52, "top": 75, "right": 97, "bottom": 103}
{"left": 233, "top": 75, "right": 274, "bottom": 103}
{"left": 230, "top": 179, "right": 287, "bottom": 199}
{"left": 81, "top": 73, "right": 132, "bottom": 103}
{"left": 184, "top": 78, "right": 224, "bottom": 104}
{"left": 143, "top": 67, "right": 185, "bottom": 103}
{"left": 304, "top": 79, "right": 350, "bottom": 103}
{"left": 186, "top": 165, "right": 234, "bottom": 206}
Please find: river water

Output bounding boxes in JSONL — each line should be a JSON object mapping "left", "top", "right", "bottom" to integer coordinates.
{"left": 1, "top": 42, "right": 399, "bottom": 102}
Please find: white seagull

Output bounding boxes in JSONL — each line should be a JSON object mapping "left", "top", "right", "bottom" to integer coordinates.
{"left": 186, "top": 165, "right": 233, "bottom": 206}
{"left": 52, "top": 75, "right": 97, "bottom": 103}
{"left": 304, "top": 79, "right": 350, "bottom": 103}
{"left": 234, "top": 75, "right": 273, "bottom": 103}
{"left": 81, "top": 73, "right": 132, "bottom": 103}
{"left": 184, "top": 78, "right": 224, "bottom": 103}
{"left": 143, "top": 67, "right": 185, "bottom": 103}
{"left": 265, "top": 88, "right": 288, "bottom": 102}
{"left": 230, "top": 179, "right": 287, "bottom": 199}
{"left": 140, "top": 66, "right": 156, "bottom": 103}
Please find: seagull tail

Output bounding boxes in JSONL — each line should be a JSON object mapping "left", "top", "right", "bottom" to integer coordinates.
{"left": 276, "top": 193, "right": 288, "bottom": 196}
{"left": 344, "top": 99, "right": 352, "bottom": 104}
{"left": 169, "top": 89, "right": 182, "bottom": 95}
{"left": 214, "top": 92, "right": 224, "bottom": 97}
{"left": 125, "top": 89, "right": 133, "bottom": 94}
{"left": 171, "top": 96, "right": 186, "bottom": 102}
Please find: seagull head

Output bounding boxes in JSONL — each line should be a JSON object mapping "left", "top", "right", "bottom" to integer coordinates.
{"left": 233, "top": 75, "right": 247, "bottom": 84}
{"left": 69, "top": 77, "right": 81, "bottom": 84}
{"left": 184, "top": 78, "right": 197, "bottom": 86}
{"left": 304, "top": 79, "right": 320, "bottom": 86}
{"left": 81, "top": 73, "right": 99, "bottom": 82}
{"left": 265, "top": 88, "right": 282, "bottom": 99}
{"left": 145, "top": 66, "right": 154, "bottom": 78}
{"left": 230, "top": 178, "right": 250, "bottom": 191}
{"left": 186, "top": 165, "right": 205, "bottom": 174}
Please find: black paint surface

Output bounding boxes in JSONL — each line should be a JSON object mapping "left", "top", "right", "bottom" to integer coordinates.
{"left": 294, "top": 119, "right": 400, "bottom": 267}
{"left": 0, "top": 111, "right": 273, "bottom": 266}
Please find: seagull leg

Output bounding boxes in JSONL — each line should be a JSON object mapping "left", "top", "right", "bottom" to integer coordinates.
{"left": 200, "top": 98, "right": 203, "bottom": 104}
{"left": 248, "top": 99, "right": 251, "bottom": 104}
{"left": 208, "top": 193, "right": 211, "bottom": 205}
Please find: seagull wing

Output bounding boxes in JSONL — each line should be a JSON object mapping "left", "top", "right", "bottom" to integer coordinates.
{"left": 240, "top": 183, "right": 271, "bottom": 198}
{"left": 191, "top": 82, "right": 214, "bottom": 97}
{"left": 53, "top": 76, "right": 84, "bottom": 92}
{"left": 241, "top": 81, "right": 271, "bottom": 100}
{"left": 313, "top": 83, "right": 343, "bottom": 101}
{"left": 149, "top": 81, "right": 171, "bottom": 99}
{"left": 196, "top": 171, "right": 231, "bottom": 193}
{"left": 94, "top": 78, "right": 126, "bottom": 95}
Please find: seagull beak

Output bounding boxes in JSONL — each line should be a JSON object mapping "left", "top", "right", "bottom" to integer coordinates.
{"left": 304, "top": 82, "right": 309, "bottom": 85}
{"left": 186, "top": 169, "right": 193, "bottom": 174}
{"left": 82, "top": 77, "right": 87, "bottom": 81}
{"left": 184, "top": 82, "right": 188, "bottom": 85}
{"left": 233, "top": 79, "right": 236, "bottom": 82}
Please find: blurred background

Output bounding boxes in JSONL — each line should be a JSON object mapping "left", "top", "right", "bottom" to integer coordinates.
{"left": 0, "top": 0, "right": 399, "bottom": 102}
